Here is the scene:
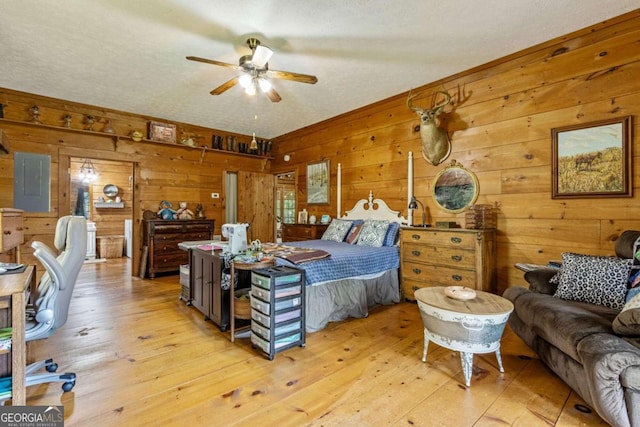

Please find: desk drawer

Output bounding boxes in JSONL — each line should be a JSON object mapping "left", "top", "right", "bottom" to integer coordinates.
{"left": 0, "top": 213, "right": 24, "bottom": 252}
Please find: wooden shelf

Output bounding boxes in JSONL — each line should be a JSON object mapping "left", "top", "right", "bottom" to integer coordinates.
{"left": 94, "top": 202, "right": 124, "bottom": 208}
{"left": 0, "top": 118, "right": 273, "bottom": 159}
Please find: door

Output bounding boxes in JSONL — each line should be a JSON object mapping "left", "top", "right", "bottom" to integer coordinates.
{"left": 275, "top": 172, "right": 296, "bottom": 242}
{"left": 235, "top": 171, "right": 275, "bottom": 243}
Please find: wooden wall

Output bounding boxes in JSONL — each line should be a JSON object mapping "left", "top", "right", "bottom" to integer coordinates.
{"left": 0, "top": 89, "right": 271, "bottom": 276}
{"left": 270, "top": 9, "right": 640, "bottom": 293}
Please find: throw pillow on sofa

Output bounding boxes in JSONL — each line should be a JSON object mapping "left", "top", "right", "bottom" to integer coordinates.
{"left": 553, "top": 252, "right": 632, "bottom": 311}
{"left": 613, "top": 292, "right": 640, "bottom": 335}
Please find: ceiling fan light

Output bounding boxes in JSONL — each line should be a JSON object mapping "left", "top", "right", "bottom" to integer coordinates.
{"left": 258, "top": 78, "right": 272, "bottom": 92}
{"left": 251, "top": 45, "right": 273, "bottom": 67}
{"left": 238, "top": 74, "right": 252, "bottom": 88}
{"left": 245, "top": 83, "right": 257, "bottom": 96}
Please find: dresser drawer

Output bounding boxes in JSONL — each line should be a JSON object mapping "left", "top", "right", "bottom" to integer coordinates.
{"left": 402, "top": 242, "right": 474, "bottom": 268}
{"left": 402, "top": 278, "right": 437, "bottom": 301}
{"left": 152, "top": 252, "right": 188, "bottom": 268}
{"left": 0, "top": 212, "right": 24, "bottom": 252}
{"left": 401, "top": 230, "right": 476, "bottom": 250}
{"left": 182, "top": 231, "right": 214, "bottom": 241}
{"left": 402, "top": 261, "right": 476, "bottom": 287}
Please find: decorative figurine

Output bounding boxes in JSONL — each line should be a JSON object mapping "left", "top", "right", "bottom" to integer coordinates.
{"left": 63, "top": 114, "right": 72, "bottom": 128}
{"left": 102, "top": 119, "right": 115, "bottom": 134}
{"left": 157, "top": 200, "right": 177, "bottom": 220}
{"left": 85, "top": 115, "right": 95, "bottom": 131}
{"left": 176, "top": 202, "right": 194, "bottom": 220}
{"left": 195, "top": 203, "right": 205, "bottom": 219}
{"left": 30, "top": 105, "right": 41, "bottom": 124}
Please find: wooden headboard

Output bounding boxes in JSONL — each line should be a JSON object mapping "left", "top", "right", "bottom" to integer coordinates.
{"left": 342, "top": 191, "right": 407, "bottom": 224}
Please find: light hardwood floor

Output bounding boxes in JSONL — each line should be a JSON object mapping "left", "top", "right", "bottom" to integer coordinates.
{"left": 24, "top": 258, "right": 609, "bottom": 426}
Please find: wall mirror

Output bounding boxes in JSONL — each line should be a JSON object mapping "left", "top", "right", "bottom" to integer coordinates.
{"left": 432, "top": 160, "right": 479, "bottom": 213}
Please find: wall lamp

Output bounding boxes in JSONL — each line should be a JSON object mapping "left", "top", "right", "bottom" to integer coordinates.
{"left": 408, "top": 196, "right": 428, "bottom": 227}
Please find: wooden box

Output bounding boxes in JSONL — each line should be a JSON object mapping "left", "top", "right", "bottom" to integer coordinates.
{"left": 98, "top": 236, "right": 124, "bottom": 259}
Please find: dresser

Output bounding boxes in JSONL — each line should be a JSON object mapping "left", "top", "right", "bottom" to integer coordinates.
{"left": 142, "top": 219, "right": 214, "bottom": 278}
{"left": 0, "top": 208, "right": 24, "bottom": 263}
{"left": 281, "top": 223, "right": 328, "bottom": 242}
{"left": 400, "top": 227, "right": 496, "bottom": 300}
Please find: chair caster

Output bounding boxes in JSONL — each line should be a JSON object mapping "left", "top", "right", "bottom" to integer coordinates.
{"left": 62, "top": 381, "right": 75, "bottom": 392}
{"left": 46, "top": 363, "right": 58, "bottom": 373}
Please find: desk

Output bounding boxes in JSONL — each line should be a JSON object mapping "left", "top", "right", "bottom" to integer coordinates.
{"left": 0, "top": 265, "right": 34, "bottom": 404}
{"left": 229, "top": 258, "right": 274, "bottom": 342}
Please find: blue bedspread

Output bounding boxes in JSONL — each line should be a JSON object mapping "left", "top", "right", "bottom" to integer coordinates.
{"left": 274, "top": 240, "right": 399, "bottom": 286}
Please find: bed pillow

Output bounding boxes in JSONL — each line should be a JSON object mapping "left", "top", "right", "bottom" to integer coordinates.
{"left": 356, "top": 219, "right": 390, "bottom": 247}
{"left": 321, "top": 219, "right": 353, "bottom": 242}
{"left": 383, "top": 222, "right": 400, "bottom": 246}
{"left": 553, "top": 252, "right": 632, "bottom": 311}
{"left": 344, "top": 223, "right": 363, "bottom": 244}
{"left": 613, "top": 292, "right": 640, "bottom": 336}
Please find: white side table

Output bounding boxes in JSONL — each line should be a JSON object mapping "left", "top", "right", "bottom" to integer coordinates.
{"left": 415, "top": 286, "right": 513, "bottom": 387}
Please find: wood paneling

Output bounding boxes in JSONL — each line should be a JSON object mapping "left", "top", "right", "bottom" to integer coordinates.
{"left": 271, "top": 9, "right": 640, "bottom": 293}
{"left": 0, "top": 90, "right": 271, "bottom": 276}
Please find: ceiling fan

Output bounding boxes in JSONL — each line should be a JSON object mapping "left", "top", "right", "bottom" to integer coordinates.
{"left": 186, "top": 38, "right": 318, "bottom": 102}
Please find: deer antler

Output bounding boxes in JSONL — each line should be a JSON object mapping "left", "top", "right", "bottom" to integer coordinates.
{"left": 407, "top": 88, "right": 422, "bottom": 112}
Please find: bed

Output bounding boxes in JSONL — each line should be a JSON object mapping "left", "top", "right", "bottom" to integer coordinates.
{"left": 266, "top": 191, "right": 407, "bottom": 332}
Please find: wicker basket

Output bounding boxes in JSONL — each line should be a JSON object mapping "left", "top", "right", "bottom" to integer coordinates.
{"left": 234, "top": 289, "right": 251, "bottom": 319}
{"left": 98, "top": 236, "right": 124, "bottom": 259}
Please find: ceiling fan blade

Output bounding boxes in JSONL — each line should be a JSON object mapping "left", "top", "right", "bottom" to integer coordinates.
{"left": 266, "top": 69, "right": 318, "bottom": 84}
{"left": 210, "top": 76, "right": 240, "bottom": 95}
{"left": 264, "top": 87, "right": 282, "bottom": 103}
{"left": 186, "top": 56, "right": 243, "bottom": 71}
{"left": 252, "top": 45, "right": 274, "bottom": 68}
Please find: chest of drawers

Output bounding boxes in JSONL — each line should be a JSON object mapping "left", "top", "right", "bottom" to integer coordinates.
{"left": 0, "top": 208, "right": 24, "bottom": 263}
{"left": 281, "top": 223, "right": 328, "bottom": 242}
{"left": 142, "top": 219, "right": 214, "bottom": 278}
{"left": 400, "top": 227, "right": 496, "bottom": 300}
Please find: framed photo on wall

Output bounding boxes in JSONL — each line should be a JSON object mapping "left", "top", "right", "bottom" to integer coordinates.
{"left": 307, "top": 159, "right": 330, "bottom": 205}
{"left": 149, "top": 121, "right": 177, "bottom": 143}
{"left": 551, "top": 116, "right": 633, "bottom": 199}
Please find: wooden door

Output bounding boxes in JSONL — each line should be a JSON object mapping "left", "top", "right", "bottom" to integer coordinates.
{"left": 236, "top": 171, "right": 275, "bottom": 243}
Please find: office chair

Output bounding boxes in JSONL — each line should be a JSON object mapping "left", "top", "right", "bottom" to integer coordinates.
{"left": 26, "top": 215, "right": 87, "bottom": 392}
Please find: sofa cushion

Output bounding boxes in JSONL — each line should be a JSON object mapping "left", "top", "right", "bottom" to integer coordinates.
{"left": 553, "top": 252, "right": 632, "bottom": 311}
{"left": 512, "top": 290, "right": 618, "bottom": 363}
{"left": 613, "top": 293, "right": 640, "bottom": 336}
{"left": 524, "top": 268, "right": 559, "bottom": 295}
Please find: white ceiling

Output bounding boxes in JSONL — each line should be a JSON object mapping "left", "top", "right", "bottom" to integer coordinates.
{"left": 0, "top": 1, "right": 637, "bottom": 139}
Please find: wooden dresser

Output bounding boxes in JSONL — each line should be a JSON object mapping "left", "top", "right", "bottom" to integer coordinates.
{"left": 400, "top": 227, "right": 496, "bottom": 300}
{"left": 281, "top": 223, "right": 329, "bottom": 242}
{"left": 0, "top": 208, "right": 24, "bottom": 263}
{"left": 142, "top": 219, "right": 214, "bottom": 278}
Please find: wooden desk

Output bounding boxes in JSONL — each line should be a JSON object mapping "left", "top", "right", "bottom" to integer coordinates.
{"left": 0, "top": 265, "right": 33, "bottom": 404}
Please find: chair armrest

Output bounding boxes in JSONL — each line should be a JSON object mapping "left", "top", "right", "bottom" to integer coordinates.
{"left": 578, "top": 334, "right": 640, "bottom": 427}
{"left": 524, "top": 268, "right": 559, "bottom": 295}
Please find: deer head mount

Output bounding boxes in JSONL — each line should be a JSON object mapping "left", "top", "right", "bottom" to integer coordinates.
{"left": 407, "top": 89, "right": 453, "bottom": 166}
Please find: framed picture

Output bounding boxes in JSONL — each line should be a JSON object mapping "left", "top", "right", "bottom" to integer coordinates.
{"left": 149, "top": 121, "right": 177, "bottom": 143}
{"left": 297, "top": 210, "right": 308, "bottom": 224}
{"left": 307, "top": 159, "right": 330, "bottom": 205}
{"left": 551, "top": 116, "right": 633, "bottom": 199}
{"left": 320, "top": 214, "right": 331, "bottom": 224}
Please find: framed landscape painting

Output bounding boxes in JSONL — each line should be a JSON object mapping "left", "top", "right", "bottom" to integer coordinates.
{"left": 551, "top": 116, "right": 632, "bottom": 199}
{"left": 307, "top": 160, "right": 330, "bottom": 205}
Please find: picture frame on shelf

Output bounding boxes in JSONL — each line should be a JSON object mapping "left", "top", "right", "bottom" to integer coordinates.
{"left": 149, "top": 121, "right": 177, "bottom": 143}
{"left": 320, "top": 214, "right": 331, "bottom": 224}
{"left": 306, "top": 159, "right": 330, "bottom": 205}
{"left": 551, "top": 116, "right": 632, "bottom": 199}
{"left": 297, "top": 210, "right": 308, "bottom": 224}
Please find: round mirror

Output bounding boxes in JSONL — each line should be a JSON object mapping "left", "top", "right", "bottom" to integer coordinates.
{"left": 432, "top": 160, "right": 479, "bottom": 213}
{"left": 103, "top": 184, "right": 119, "bottom": 198}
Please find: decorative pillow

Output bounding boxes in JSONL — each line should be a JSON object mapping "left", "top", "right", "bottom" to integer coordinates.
{"left": 382, "top": 222, "right": 400, "bottom": 246}
{"left": 321, "top": 219, "right": 353, "bottom": 242}
{"left": 613, "top": 292, "right": 640, "bottom": 336}
{"left": 344, "top": 223, "right": 363, "bottom": 244}
{"left": 628, "top": 236, "right": 640, "bottom": 288}
{"left": 356, "top": 219, "right": 390, "bottom": 247}
{"left": 553, "top": 252, "right": 632, "bottom": 310}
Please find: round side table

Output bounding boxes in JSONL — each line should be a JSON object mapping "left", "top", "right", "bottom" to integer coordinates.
{"left": 414, "top": 286, "right": 514, "bottom": 387}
